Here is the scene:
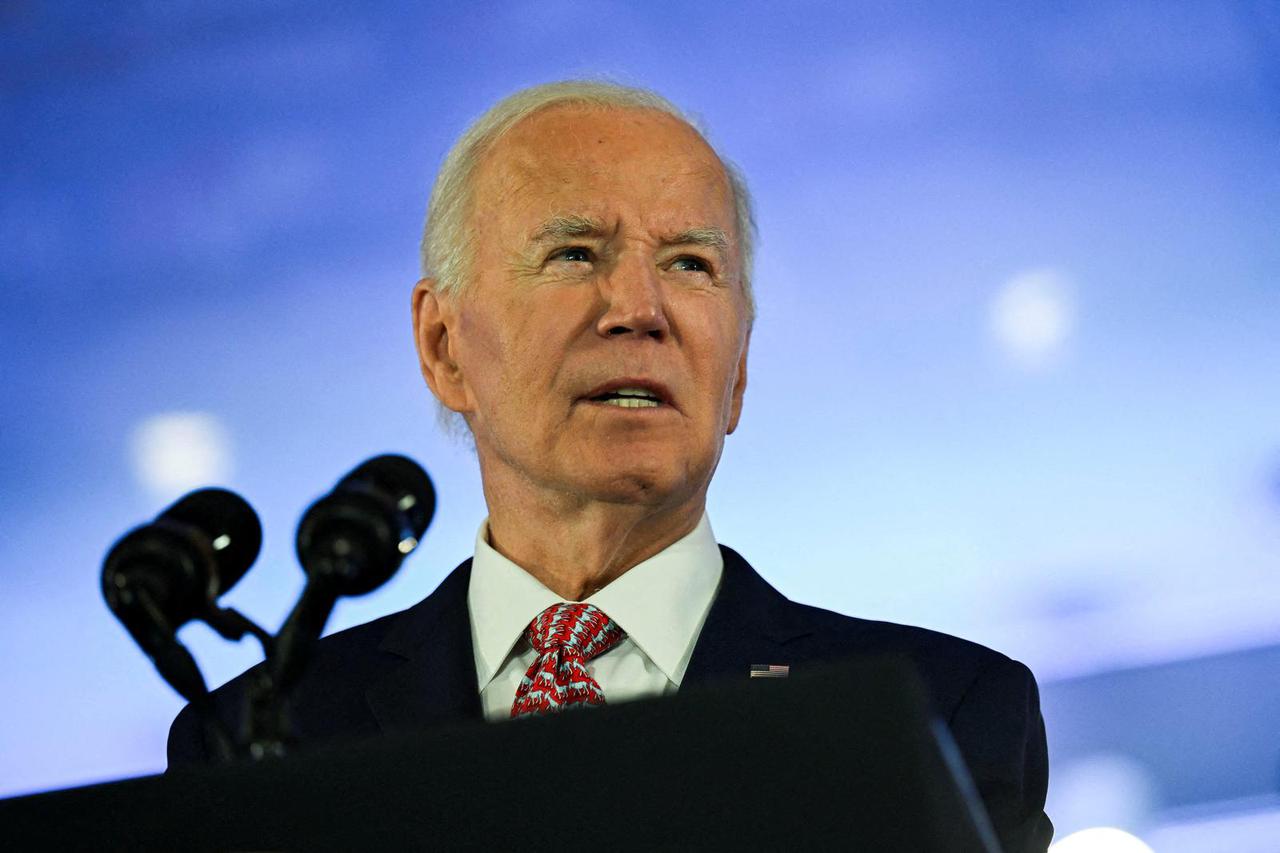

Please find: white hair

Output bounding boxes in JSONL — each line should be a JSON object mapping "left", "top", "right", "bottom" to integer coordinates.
{"left": 421, "top": 79, "right": 757, "bottom": 317}
{"left": 419, "top": 80, "right": 757, "bottom": 439}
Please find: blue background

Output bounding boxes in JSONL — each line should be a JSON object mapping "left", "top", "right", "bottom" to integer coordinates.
{"left": 3, "top": 2, "right": 1278, "bottom": 846}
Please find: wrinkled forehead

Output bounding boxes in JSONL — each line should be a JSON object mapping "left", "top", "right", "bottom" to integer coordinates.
{"left": 470, "top": 105, "right": 737, "bottom": 241}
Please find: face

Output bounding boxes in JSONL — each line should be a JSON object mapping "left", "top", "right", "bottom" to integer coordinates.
{"left": 415, "top": 105, "right": 750, "bottom": 511}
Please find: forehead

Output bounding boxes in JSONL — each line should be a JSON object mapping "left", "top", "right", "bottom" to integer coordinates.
{"left": 471, "top": 105, "right": 736, "bottom": 238}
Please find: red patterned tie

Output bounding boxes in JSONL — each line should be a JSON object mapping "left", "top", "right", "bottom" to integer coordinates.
{"left": 510, "top": 602, "right": 625, "bottom": 719}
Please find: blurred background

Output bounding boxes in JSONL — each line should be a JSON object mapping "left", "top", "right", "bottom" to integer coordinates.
{"left": 2, "top": 2, "right": 1277, "bottom": 849}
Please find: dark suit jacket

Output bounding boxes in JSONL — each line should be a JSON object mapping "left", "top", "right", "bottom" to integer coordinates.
{"left": 169, "top": 545, "right": 1052, "bottom": 852}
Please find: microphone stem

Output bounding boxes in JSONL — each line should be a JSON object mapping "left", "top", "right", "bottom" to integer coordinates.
{"left": 270, "top": 580, "right": 338, "bottom": 693}
{"left": 134, "top": 588, "right": 209, "bottom": 704}
{"left": 242, "top": 578, "right": 339, "bottom": 758}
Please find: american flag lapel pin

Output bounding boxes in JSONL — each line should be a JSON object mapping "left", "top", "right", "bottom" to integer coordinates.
{"left": 749, "top": 664, "right": 790, "bottom": 679}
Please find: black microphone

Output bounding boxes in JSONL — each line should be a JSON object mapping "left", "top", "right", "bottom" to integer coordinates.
{"left": 102, "top": 488, "right": 263, "bottom": 701}
{"left": 295, "top": 453, "right": 435, "bottom": 595}
{"left": 270, "top": 454, "right": 435, "bottom": 691}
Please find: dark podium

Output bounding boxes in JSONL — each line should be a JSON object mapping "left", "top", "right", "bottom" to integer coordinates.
{"left": 4, "top": 657, "right": 1002, "bottom": 851}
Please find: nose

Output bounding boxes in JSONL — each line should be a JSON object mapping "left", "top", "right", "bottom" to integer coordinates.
{"left": 595, "top": 256, "right": 670, "bottom": 341}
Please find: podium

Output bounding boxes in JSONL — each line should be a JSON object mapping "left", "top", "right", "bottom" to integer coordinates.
{"left": 3, "top": 657, "right": 1002, "bottom": 851}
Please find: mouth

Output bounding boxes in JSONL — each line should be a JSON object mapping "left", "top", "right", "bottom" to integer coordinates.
{"left": 580, "top": 379, "right": 675, "bottom": 412}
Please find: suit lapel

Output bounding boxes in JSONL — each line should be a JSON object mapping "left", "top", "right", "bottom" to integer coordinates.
{"left": 365, "top": 559, "right": 483, "bottom": 732}
{"left": 681, "top": 545, "right": 813, "bottom": 689}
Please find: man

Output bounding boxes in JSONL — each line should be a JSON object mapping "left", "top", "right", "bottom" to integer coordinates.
{"left": 169, "top": 81, "right": 1052, "bottom": 850}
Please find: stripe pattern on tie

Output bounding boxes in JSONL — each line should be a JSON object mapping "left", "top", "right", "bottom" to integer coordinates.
{"left": 510, "top": 602, "right": 624, "bottom": 719}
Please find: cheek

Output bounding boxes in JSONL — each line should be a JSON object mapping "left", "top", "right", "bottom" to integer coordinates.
{"left": 457, "top": 308, "right": 518, "bottom": 404}
{"left": 462, "top": 302, "right": 561, "bottom": 411}
{"left": 704, "top": 338, "right": 748, "bottom": 423}
{"left": 692, "top": 315, "right": 743, "bottom": 380}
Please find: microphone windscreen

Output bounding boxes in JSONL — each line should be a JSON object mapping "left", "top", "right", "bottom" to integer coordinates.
{"left": 158, "top": 488, "right": 263, "bottom": 597}
{"left": 295, "top": 454, "right": 435, "bottom": 596}
{"left": 339, "top": 454, "right": 436, "bottom": 539}
{"left": 103, "top": 487, "right": 262, "bottom": 648}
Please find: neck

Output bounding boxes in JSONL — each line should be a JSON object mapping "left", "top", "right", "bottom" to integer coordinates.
{"left": 482, "top": 481, "right": 705, "bottom": 601}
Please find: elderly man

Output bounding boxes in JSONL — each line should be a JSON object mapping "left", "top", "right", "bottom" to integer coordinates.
{"left": 169, "top": 81, "right": 1051, "bottom": 851}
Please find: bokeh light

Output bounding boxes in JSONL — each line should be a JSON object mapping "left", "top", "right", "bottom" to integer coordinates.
{"left": 989, "top": 268, "right": 1075, "bottom": 370}
{"left": 130, "top": 412, "right": 233, "bottom": 503}
{"left": 1050, "top": 827, "right": 1154, "bottom": 853}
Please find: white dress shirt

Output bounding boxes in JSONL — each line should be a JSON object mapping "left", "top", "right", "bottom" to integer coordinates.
{"left": 467, "top": 513, "right": 724, "bottom": 721}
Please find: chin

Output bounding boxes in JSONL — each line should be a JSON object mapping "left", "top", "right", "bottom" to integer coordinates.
{"left": 576, "top": 465, "right": 687, "bottom": 506}
{"left": 585, "top": 450, "right": 718, "bottom": 507}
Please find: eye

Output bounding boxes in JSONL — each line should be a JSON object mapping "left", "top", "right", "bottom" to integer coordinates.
{"left": 671, "top": 255, "right": 711, "bottom": 273}
{"left": 549, "top": 246, "right": 593, "bottom": 264}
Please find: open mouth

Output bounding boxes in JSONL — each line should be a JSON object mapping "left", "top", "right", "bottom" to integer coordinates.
{"left": 587, "top": 388, "right": 665, "bottom": 409}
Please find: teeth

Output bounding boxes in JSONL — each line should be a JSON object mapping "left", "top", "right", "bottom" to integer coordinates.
{"left": 602, "top": 397, "right": 660, "bottom": 408}
{"left": 612, "top": 388, "right": 658, "bottom": 399}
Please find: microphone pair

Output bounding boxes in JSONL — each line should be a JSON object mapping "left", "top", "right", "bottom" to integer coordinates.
{"left": 101, "top": 454, "right": 435, "bottom": 703}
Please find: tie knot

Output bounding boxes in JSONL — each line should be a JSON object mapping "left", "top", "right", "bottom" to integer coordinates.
{"left": 527, "top": 602, "right": 623, "bottom": 662}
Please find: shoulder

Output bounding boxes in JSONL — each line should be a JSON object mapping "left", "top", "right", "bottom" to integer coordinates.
{"left": 219, "top": 556, "right": 471, "bottom": 699}
{"left": 167, "top": 605, "right": 411, "bottom": 765}
{"left": 168, "top": 562, "right": 470, "bottom": 767}
{"left": 790, "top": 599, "right": 1030, "bottom": 715}
{"left": 723, "top": 549, "right": 1051, "bottom": 850}
{"left": 236, "top": 599, "right": 421, "bottom": 695}
{"left": 718, "top": 545, "right": 1033, "bottom": 720}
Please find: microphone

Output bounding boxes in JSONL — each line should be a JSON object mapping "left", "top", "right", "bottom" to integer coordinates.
{"left": 102, "top": 488, "right": 263, "bottom": 701}
{"left": 270, "top": 455, "right": 435, "bottom": 691}
{"left": 295, "top": 453, "right": 435, "bottom": 595}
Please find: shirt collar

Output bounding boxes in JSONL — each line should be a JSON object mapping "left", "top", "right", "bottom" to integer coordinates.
{"left": 466, "top": 513, "right": 724, "bottom": 691}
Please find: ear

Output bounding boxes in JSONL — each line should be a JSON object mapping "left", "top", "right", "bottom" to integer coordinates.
{"left": 725, "top": 329, "right": 750, "bottom": 435}
{"left": 411, "top": 278, "right": 470, "bottom": 414}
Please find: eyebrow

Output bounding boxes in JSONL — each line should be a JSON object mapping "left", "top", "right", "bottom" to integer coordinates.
{"left": 666, "top": 226, "right": 729, "bottom": 252}
{"left": 528, "top": 216, "right": 729, "bottom": 254}
{"left": 528, "top": 214, "right": 607, "bottom": 243}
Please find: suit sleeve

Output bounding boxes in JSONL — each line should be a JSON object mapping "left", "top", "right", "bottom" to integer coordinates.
{"left": 947, "top": 656, "right": 1053, "bottom": 853}
{"left": 166, "top": 701, "right": 209, "bottom": 769}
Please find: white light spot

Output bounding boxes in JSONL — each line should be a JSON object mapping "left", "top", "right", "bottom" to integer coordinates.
{"left": 1050, "top": 827, "right": 1154, "bottom": 853}
{"left": 989, "top": 268, "right": 1075, "bottom": 369}
{"left": 398, "top": 537, "right": 418, "bottom": 555}
{"left": 211, "top": 534, "right": 231, "bottom": 551}
{"left": 130, "top": 412, "right": 233, "bottom": 501}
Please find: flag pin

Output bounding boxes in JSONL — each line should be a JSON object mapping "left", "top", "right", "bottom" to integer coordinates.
{"left": 749, "top": 664, "right": 789, "bottom": 678}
